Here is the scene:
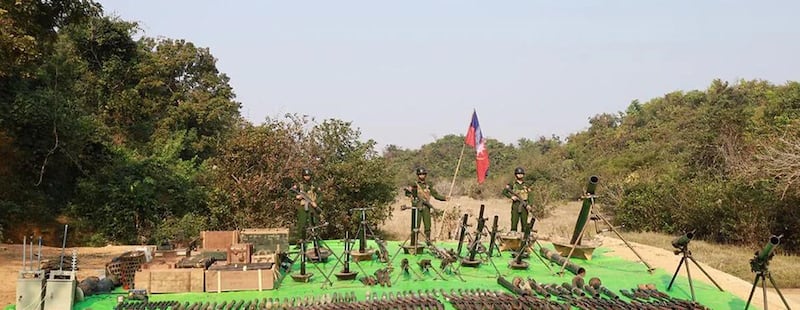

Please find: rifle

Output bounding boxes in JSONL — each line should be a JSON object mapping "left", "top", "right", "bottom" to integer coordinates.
{"left": 404, "top": 184, "right": 442, "bottom": 211}
{"left": 504, "top": 184, "right": 531, "bottom": 214}
{"left": 290, "top": 185, "right": 321, "bottom": 215}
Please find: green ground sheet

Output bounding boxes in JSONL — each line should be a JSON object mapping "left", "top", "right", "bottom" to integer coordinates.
{"left": 6, "top": 240, "right": 749, "bottom": 309}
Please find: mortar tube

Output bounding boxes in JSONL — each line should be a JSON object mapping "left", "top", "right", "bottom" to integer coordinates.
{"left": 456, "top": 214, "right": 469, "bottom": 257}
{"left": 488, "top": 215, "right": 499, "bottom": 257}
{"left": 570, "top": 176, "right": 599, "bottom": 245}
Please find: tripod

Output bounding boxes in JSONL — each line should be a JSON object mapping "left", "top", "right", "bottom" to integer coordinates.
{"left": 509, "top": 217, "right": 553, "bottom": 272}
{"left": 667, "top": 244, "right": 724, "bottom": 301}
{"left": 349, "top": 207, "right": 385, "bottom": 263}
{"left": 745, "top": 269, "right": 792, "bottom": 310}
{"left": 325, "top": 231, "right": 368, "bottom": 283}
{"left": 391, "top": 205, "right": 427, "bottom": 263}
{"left": 558, "top": 193, "right": 654, "bottom": 275}
{"left": 290, "top": 222, "right": 340, "bottom": 288}
{"left": 745, "top": 235, "right": 791, "bottom": 310}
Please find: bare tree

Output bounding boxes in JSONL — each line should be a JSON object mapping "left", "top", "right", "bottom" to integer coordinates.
{"left": 756, "top": 136, "right": 800, "bottom": 199}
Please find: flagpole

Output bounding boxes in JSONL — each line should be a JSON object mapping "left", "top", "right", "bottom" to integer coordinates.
{"left": 448, "top": 143, "right": 466, "bottom": 199}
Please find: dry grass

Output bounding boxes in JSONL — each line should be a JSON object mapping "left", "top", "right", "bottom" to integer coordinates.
{"left": 608, "top": 231, "right": 800, "bottom": 288}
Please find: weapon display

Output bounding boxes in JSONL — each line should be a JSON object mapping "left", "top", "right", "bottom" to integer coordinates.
{"left": 667, "top": 229, "right": 723, "bottom": 301}
{"left": 455, "top": 214, "right": 469, "bottom": 257}
{"left": 540, "top": 247, "right": 585, "bottom": 275}
{"left": 509, "top": 217, "right": 537, "bottom": 269}
{"left": 570, "top": 176, "right": 598, "bottom": 245}
{"left": 745, "top": 234, "right": 791, "bottom": 310}
{"left": 333, "top": 231, "right": 358, "bottom": 281}
{"left": 374, "top": 236, "right": 390, "bottom": 263}
{"left": 751, "top": 234, "right": 782, "bottom": 271}
{"left": 307, "top": 222, "right": 329, "bottom": 262}
{"left": 671, "top": 230, "right": 695, "bottom": 251}
{"left": 487, "top": 215, "right": 499, "bottom": 257}
{"left": 461, "top": 205, "right": 487, "bottom": 267}
{"left": 397, "top": 204, "right": 425, "bottom": 255}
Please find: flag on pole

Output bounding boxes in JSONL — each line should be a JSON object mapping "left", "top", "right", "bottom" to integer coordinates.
{"left": 465, "top": 110, "right": 489, "bottom": 184}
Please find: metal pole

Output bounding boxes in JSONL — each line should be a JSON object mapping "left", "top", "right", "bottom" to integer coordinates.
{"left": 22, "top": 235, "right": 26, "bottom": 271}
{"left": 29, "top": 235, "right": 33, "bottom": 271}
{"left": 59, "top": 224, "right": 68, "bottom": 271}
{"left": 37, "top": 236, "right": 42, "bottom": 271}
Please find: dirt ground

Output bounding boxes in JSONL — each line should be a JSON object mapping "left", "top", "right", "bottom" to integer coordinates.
{"left": 0, "top": 244, "right": 141, "bottom": 307}
{"left": 1, "top": 197, "right": 798, "bottom": 308}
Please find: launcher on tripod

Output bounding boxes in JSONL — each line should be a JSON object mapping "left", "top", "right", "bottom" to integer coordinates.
{"left": 399, "top": 204, "right": 427, "bottom": 255}
{"left": 745, "top": 234, "right": 791, "bottom": 310}
{"left": 667, "top": 230, "right": 724, "bottom": 301}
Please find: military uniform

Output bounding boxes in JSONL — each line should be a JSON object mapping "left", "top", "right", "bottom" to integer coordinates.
{"left": 293, "top": 169, "right": 322, "bottom": 243}
{"left": 502, "top": 167, "right": 533, "bottom": 235}
{"left": 404, "top": 168, "right": 446, "bottom": 242}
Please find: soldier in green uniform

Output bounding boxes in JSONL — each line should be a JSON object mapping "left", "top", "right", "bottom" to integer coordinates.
{"left": 291, "top": 168, "right": 322, "bottom": 244}
{"left": 502, "top": 167, "right": 533, "bottom": 235}
{"left": 404, "top": 167, "right": 448, "bottom": 244}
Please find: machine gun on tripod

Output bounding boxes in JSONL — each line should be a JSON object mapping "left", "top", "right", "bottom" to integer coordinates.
{"left": 426, "top": 241, "right": 464, "bottom": 281}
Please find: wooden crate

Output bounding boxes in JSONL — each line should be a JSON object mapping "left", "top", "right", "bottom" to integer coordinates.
{"left": 227, "top": 243, "right": 253, "bottom": 264}
{"left": 134, "top": 268, "right": 204, "bottom": 293}
{"left": 201, "top": 231, "right": 240, "bottom": 252}
{"left": 205, "top": 264, "right": 279, "bottom": 292}
{"left": 239, "top": 228, "right": 289, "bottom": 256}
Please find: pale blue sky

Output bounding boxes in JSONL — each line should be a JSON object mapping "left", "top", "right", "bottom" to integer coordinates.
{"left": 97, "top": 1, "right": 800, "bottom": 150}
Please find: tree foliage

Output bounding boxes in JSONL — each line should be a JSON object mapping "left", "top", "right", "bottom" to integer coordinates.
{"left": 205, "top": 116, "right": 395, "bottom": 239}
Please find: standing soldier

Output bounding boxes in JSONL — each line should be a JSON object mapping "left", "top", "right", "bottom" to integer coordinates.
{"left": 292, "top": 168, "right": 322, "bottom": 244}
{"left": 404, "top": 167, "right": 448, "bottom": 244}
{"left": 502, "top": 167, "right": 533, "bottom": 235}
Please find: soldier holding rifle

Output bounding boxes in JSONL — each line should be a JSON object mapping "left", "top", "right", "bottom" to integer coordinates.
{"left": 291, "top": 168, "right": 323, "bottom": 244}
{"left": 404, "top": 167, "right": 448, "bottom": 244}
{"left": 502, "top": 167, "right": 533, "bottom": 235}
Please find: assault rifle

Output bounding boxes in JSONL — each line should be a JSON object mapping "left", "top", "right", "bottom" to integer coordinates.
{"left": 290, "top": 185, "right": 321, "bottom": 215}
{"left": 504, "top": 185, "right": 532, "bottom": 214}
{"left": 403, "top": 185, "right": 442, "bottom": 211}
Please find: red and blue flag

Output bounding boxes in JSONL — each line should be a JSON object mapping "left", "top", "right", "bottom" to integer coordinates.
{"left": 465, "top": 110, "right": 489, "bottom": 184}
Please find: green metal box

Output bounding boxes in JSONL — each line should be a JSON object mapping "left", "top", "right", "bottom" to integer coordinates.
{"left": 239, "top": 228, "right": 289, "bottom": 256}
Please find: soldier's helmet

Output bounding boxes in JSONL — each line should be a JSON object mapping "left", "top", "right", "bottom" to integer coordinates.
{"left": 514, "top": 167, "right": 525, "bottom": 175}
{"left": 416, "top": 167, "right": 428, "bottom": 175}
{"left": 302, "top": 168, "right": 312, "bottom": 176}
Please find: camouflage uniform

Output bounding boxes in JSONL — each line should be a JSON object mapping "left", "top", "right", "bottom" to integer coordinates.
{"left": 293, "top": 170, "right": 322, "bottom": 243}
{"left": 404, "top": 168, "right": 447, "bottom": 242}
{"left": 502, "top": 167, "right": 533, "bottom": 235}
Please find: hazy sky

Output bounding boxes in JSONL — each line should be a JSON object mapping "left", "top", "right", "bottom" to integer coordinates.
{"left": 97, "top": 1, "right": 800, "bottom": 150}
